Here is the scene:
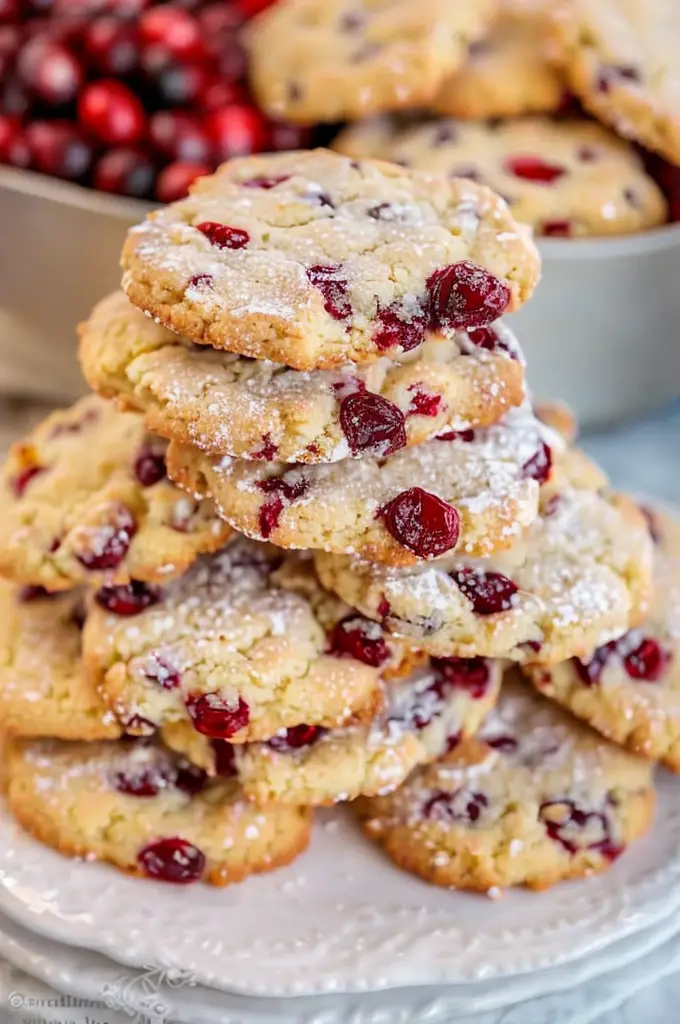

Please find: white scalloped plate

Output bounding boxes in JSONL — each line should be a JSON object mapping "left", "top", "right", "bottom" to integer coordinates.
{"left": 0, "top": 766, "right": 679, "bottom": 998}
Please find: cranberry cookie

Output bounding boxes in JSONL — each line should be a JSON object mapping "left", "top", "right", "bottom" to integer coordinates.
{"left": 83, "top": 538, "right": 388, "bottom": 740}
{"left": 526, "top": 507, "right": 680, "bottom": 770}
{"left": 163, "top": 658, "right": 502, "bottom": 806}
{"left": 435, "top": 0, "right": 565, "bottom": 119}
{"left": 0, "top": 581, "right": 120, "bottom": 741}
{"left": 550, "top": 0, "right": 680, "bottom": 165}
{"left": 167, "top": 404, "right": 546, "bottom": 566}
{"left": 354, "top": 677, "right": 655, "bottom": 891}
{"left": 122, "top": 150, "right": 540, "bottom": 371}
{"left": 315, "top": 487, "right": 653, "bottom": 663}
{"left": 0, "top": 395, "right": 231, "bottom": 591}
{"left": 334, "top": 116, "right": 667, "bottom": 237}
{"left": 5, "top": 737, "right": 311, "bottom": 886}
{"left": 247, "top": 0, "right": 498, "bottom": 124}
{"left": 80, "top": 291, "right": 526, "bottom": 464}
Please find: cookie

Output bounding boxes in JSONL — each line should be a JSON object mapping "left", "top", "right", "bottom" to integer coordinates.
{"left": 247, "top": 0, "right": 498, "bottom": 124}
{"left": 162, "top": 658, "right": 503, "bottom": 806}
{"left": 334, "top": 116, "right": 667, "bottom": 237}
{"left": 167, "top": 404, "right": 547, "bottom": 566}
{"left": 354, "top": 676, "right": 655, "bottom": 892}
{"left": 80, "top": 291, "right": 527, "bottom": 464}
{"left": 534, "top": 398, "right": 578, "bottom": 444}
{"left": 122, "top": 150, "right": 541, "bottom": 371}
{"left": 0, "top": 581, "right": 121, "bottom": 741}
{"left": 526, "top": 507, "right": 680, "bottom": 770}
{"left": 5, "top": 737, "right": 311, "bottom": 886}
{"left": 0, "top": 395, "right": 231, "bottom": 591}
{"left": 550, "top": 0, "right": 680, "bottom": 165}
{"left": 82, "top": 538, "right": 389, "bottom": 741}
{"left": 435, "top": 0, "right": 565, "bottom": 119}
{"left": 315, "top": 486, "right": 654, "bottom": 663}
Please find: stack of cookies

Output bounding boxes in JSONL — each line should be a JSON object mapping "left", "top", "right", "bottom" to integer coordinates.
{"left": 0, "top": 148, "right": 669, "bottom": 894}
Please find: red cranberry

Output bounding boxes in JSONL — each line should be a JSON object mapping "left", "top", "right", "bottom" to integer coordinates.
{"left": 328, "top": 616, "right": 389, "bottom": 667}
{"left": 154, "top": 63, "right": 210, "bottom": 107}
{"left": 25, "top": 120, "right": 93, "bottom": 180}
{"left": 433, "top": 657, "right": 490, "bottom": 699}
{"left": 243, "top": 174, "right": 290, "bottom": 191}
{"left": 504, "top": 156, "right": 566, "bottom": 184}
{"left": 486, "top": 735, "right": 518, "bottom": 753}
{"left": 115, "top": 764, "right": 168, "bottom": 797}
{"left": 95, "top": 581, "right": 160, "bottom": 616}
{"left": 235, "top": 0, "right": 277, "bottom": 15}
{"left": 140, "top": 7, "right": 203, "bottom": 60}
{"left": 623, "top": 637, "right": 669, "bottom": 682}
{"left": 407, "top": 387, "right": 442, "bottom": 417}
{"left": 138, "top": 837, "right": 205, "bottom": 884}
{"left": 93, "top": 146, "right": 155, "bottom": 198}
{"left": 18, "top": 585, "right": 55, "bottom": 602}
{"left": 373, "top": 303, "right": 428, "bottom": 353}
{"left": 259, "top": 497, "right": 284, "bottom": 538}
{"left": 251, "top": 434, "right": 278, "bottom": 460}
{"left": 574, "top": 642, "right": 615, "bottom": 686}
{"left": 428, "top": 261, "right": 510, "bottom": 331}
{"left": 451, "top": 568, "right": 518, "bottom": 615}
{"left": 186, "top": 692, "right": 250, "bottom": 738}
{"left": 17, "top": 37, "right": 83, "bottom": 107}
{"left": 133, "top": 445, "right": 166, "bottom": 486}
{"left": 542, "top": 220, "right": 572, "bottom": 237}
{"left": 466, "top": 326, "right": 510, "bottom": 354}
{"left": 0, "top": 0, "right": 19, "bottom": 22}
{"left": 78, "top": 80, "right": 146, "bottom": 146}
{"left": 144, "top": 653, "right": 181, "bottom": 690}
{"left": 522, "top": 442, "right": 552, "bottom": 484}
{"left": 10, "top": 464, "right": 45, "bottom": 497}
{"left": 200, "top": 79, "right": 247, "bottom": 111}
{"left": 539, "top": 799, "right": 621, "bottom": 860}
{"left": 210, "top": 739, "right": 237, "bottom": 777}
{"left": 83, "top": 17, "right": 140, "bottom": 75}
{"left": 377, "top": 597, "right": 391, "bottom": 618}
{"left": 256, "top": 473, "right": 309, "bottom": 538}
{"left": 379, "top": 487, "right": 460, "bottom": 559}
{"left": 76, "top": 505, "right": 136, "bottom": 571}
{"left": 1, "top": 76, "right": 30, "bottom": 118}
{"left": 157, "top": 161, "right": 211, "bottom": 203}
{"left": 217, "top": 38, "right": 248, "bottom": 82}
{"left": 197, "top": 3, "right": 244, "bottom": 46}
{"left": 306, "top": 264, "right": 352, "bottom": 322}
{"left": 122, "top": 713, "right": 156, "bottom": 734}
{"left": 437, "top": 428, "right": 475, "bottom": 442}
{"left": 175, "top": 761, "right": 208, "bottom": 795}
{"left": 267, "top": 725, "right": 325, "bottom": 751}
{"left": 339, "top": 391, "right": 406, "bottom": 456}
{"left": 0, "top": 115, "right": 27, "bottom": 166}
{"left": 423, "top": 789, "right": 489, "bottom": 824}
{"left": 197, "top": 221, "right": 249, "bottom": 250}
{"left": 149, "top": 110, "right": 212, "bottom": 163}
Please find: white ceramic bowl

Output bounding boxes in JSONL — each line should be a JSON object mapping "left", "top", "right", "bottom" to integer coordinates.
{"left": 1, "top": 165, "right": 679, "bottom": 427}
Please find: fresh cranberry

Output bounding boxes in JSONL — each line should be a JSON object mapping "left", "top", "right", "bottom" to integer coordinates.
{"left": 0, "top": 115, "right": 23, "bottom": 164}
{"left": 339, "top": 391, "right": 406, "bottom": 456}
{"left": 486, "top": 735, "right": 518, "bottom": 753}
{"left": 268, "top": 120, "right": 312, "bottom": 151}
{"left": 407, "top": 387, "right": 442, "bottom": 417}
{"left": 83, "top": 17, "right": 140, "bottom": 75}
{"left": 186, "top": 692, "right": 250, "bottom": 738}
{"left": 522, "top": 442, "right": 552, "bottom": 484}
{"left": 200, "top": 78, "right": 247, "bottom": 111}
{"left": 623, "top": 637, "right": 669, "bottom": 681}
{"left": 149, "top": 110, "right": 212, "bottom": 163}
{"left": 76, "top": 505, "right": 136, "bottom": 571}
{"left": 154, "top": 62, "right": 210, "bottom": 107}
{"left": 596, "top": 64, "right": 640, "bottom": 93}
{"left": 373, "top": 303, "right": 428, "bottom": 353}
{"left": 433, "top": 657, "right": 490, "bottom": 698}
{"left": 205, "top": 104, "right": 268, "bottom": 161}
{"left": 138, "top": 837, "right": 205, "bottom": 884}
{"left": 197, "top": 221, "right": 249, "bottom": 250}
{"left": 93, "top": 146, "right": 155, "bottom": 198}
{"left": 115, "top": 764, "right": 168, "bottom": 797}
{"left": 251, "top": 434, "right": 278, "bottom": 460}
{"left": 539, "top": 799, "right": 622, "bottom": 860}
{"left": 210, "top": 739, "right": 238, "bottom": 777}
{"left": 379, "top": 487, "right": 460, "bottom": 558}
{"left": 78, "top": 80, "right": 146, "bottom": 146}
{"left": 256, "top": 473, "right": 309, "bottom": 538}
{"left": 133, "top": 444, "right": 166, "bottom": 487}
{"left": 197, "top": 3, "right": 244, "bottom": 46}
{"left": 428, "top": 261, "right": 510, "bottom": 331}
{"left": 235, "top": 0, "right": 277, "bottom": 15}
{"left": 1, "top": 75, "right": 30, "bottom": 118}
{"left": 10, "top": 464, "right": 45, "bottom": 497}
{"left": 17, "top": 36, "right": 83, "bottom": 107}
{"left": 437, "top": 428, "right": 475, "bottom": 442}
{"left": 0, "top": 0, "right": 19, "bottom": 22}
{"left": 267, "top": 725, "right": 325, "bottom": 751}
{"left": 542, "top": 220, "right": 573, "bottom": 237}
{"left": 18, "top": 584, "right": 54, "bottom": 602}
{"left": 504, "top": 156, "right": 566, "bottom": 184}
{"left": 217, "top": 38, "right": 248, "bottom": 82}
{"left": 328, "top": 615, "right": 389, "bottom": 667}
{"left": 139, "top": 6, "right": 203, "bottom": 61}
{"left": 144, "top": 652, "right": 181, "bottom": 690}
{"left": 95, "top": 581, "right": 160, "bottom": 616}
{"left": 157, "top": 161, "right": 211, "bottom": 203}
{"left": 25, "top": 121, "right": 93, "bottom": 180}
{"left": 306, "top": 264, "right": 352, "bottom": 322}
{"left": 451, "top": 568, "right": 518, "bottom": 615}
{"left": 423, "top": 789, "right": 489, "bottom": 824}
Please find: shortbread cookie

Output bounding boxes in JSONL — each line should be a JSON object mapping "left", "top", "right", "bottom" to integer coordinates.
{"left": 0, "top": 395, "right": 231, "bottom": 591}
{"left": 550, "top": 0, "right": 680, "bottom": 165}
{"left": 315, "top": 487, "right": 653, "bottom": 663}
{"left": 80, "top": 292, "right": 526, "bottom": 464}
{"left": 534, "top": 398, "right": 577, "bottom": 444}
{"left": 247, "top": 0, "right": 498, "bottom": 124}
{"left": 5, "top": 738, "right": 311, "bottom": 886}
{"left": 122, "top": 150, "right": 540, "bottom": 371}
{"left": 163, "top": 658, "right": 502, "bottom": 806}
{"left": 334, "top": 117, "right": 667, "bottom": 237}
{"left": 83, "top": 538, "right": 387, "bottom": 740}
{"left": 354, "top": 677, "right": 655, "bottom": 891}
{"left": 435, "top": 0, "right": 565, "bottom": 119}
{"left": 526, "top": 507, "right": 680, "bottom": 770}
{"left": 0, "top": 582, "right": 121, "bottom": 741}
{"left": 167, "top": 405, "right": 547, "bottom": 566}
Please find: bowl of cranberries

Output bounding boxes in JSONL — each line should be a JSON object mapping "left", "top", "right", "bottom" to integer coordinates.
{"left": 0, "top": 0, "right": 315, "bottom": 400}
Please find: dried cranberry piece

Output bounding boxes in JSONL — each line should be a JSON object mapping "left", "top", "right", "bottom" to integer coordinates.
{"left": 122, "top": 713, "right": 156, "bottom": 734}
{"left": 306, "top": 264, "right": 352, "bottom": 322}
{"left": 115, "top": 764, "right": 169, "bottom": 797}
{"left": 95, "top": 581, "right": 161, "bottom": 616}
{"left": 138, "top": 837, "right": 205, "bottom": 884}
{"left": 522, "top": 442, "right": 553, "bottom": 484}
{"left": 451, "top": 568, "right": 518, "bottom": 615}
{"left": 10, "top": 464, "right": 45, "bottom": 497}
{"left": 486, "top": 735, "right": 518, "bottom": 753}
{"left": 428, "top": 261, "right": 510, "bottom": 331}
{"left": 423, "top": 789, "right": 489, "bottom": 824}
{"left": 433, "top": 657, "right": 490, "bottom": 699}
{"left": 339, "top": 391, "right": 406, "bottom": 456}
{"left": 259, "top": 496, "right": 284, "bottom": 538}
{"left": 623, "top": 637, "right": 669, "bottom": 682}
{"left": 144, "top": 653, "right": 181, "bottom": 690}
{"left": 210, "top": 740, "right": 238, "bottom": 777}
{"left": 504, "top": 156, "right": 566, "bottom": 184}
{"left": 18, "top": 585, "right": 54, "bottom": 602}
{"left": 186, "top": 692, "right": 250, "bottom": 738}
{"left": 379, "top": 487, "right": 460, "bottom": 559}
{"left": 328, "top": 615, "right": 389, "bottom": 667}
{"left": 76, "top": 506, "right": 136, "bottom": 571}
{"left": 267, "top": 724, "right": 325, "bottom": 751}
{"left": 197, "top": 221, "right": 250, "bottom": 249}
{"left": 377, "top": 598, "right": 391, "bottom": 618}
{"left": 542, "top": 220, "right": 573, "bottom": 237}
{"left": 436, "top": 428, "right": 475, "bottom": 442}
{"left": 188, "top": 272, "right": 213, "bottom": 290}
{"left": 133, "top": 445, "right": 167, "bottom": 486}
{"left": 252, "top": 433, "right": 278, "bottom": 460}
{"left": 242, "top": 174, "right": 290, "bottom": 189}
{"left": 574, "top": 641, "right": 617, "bottom": 686}
{"left": 175, "top": 762, "right": 209, "bottom": 795}
{"left": 256, "top": 473, "right": 310, "bottom": 538}
{"left": 539, "top": 799, "right": 622, "bottom": 861}
{"left": 407, "top": 387, "right": 442, "bottom": 417}
{"left": 373, "top": 302, "right": 428, "bottom": 353}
